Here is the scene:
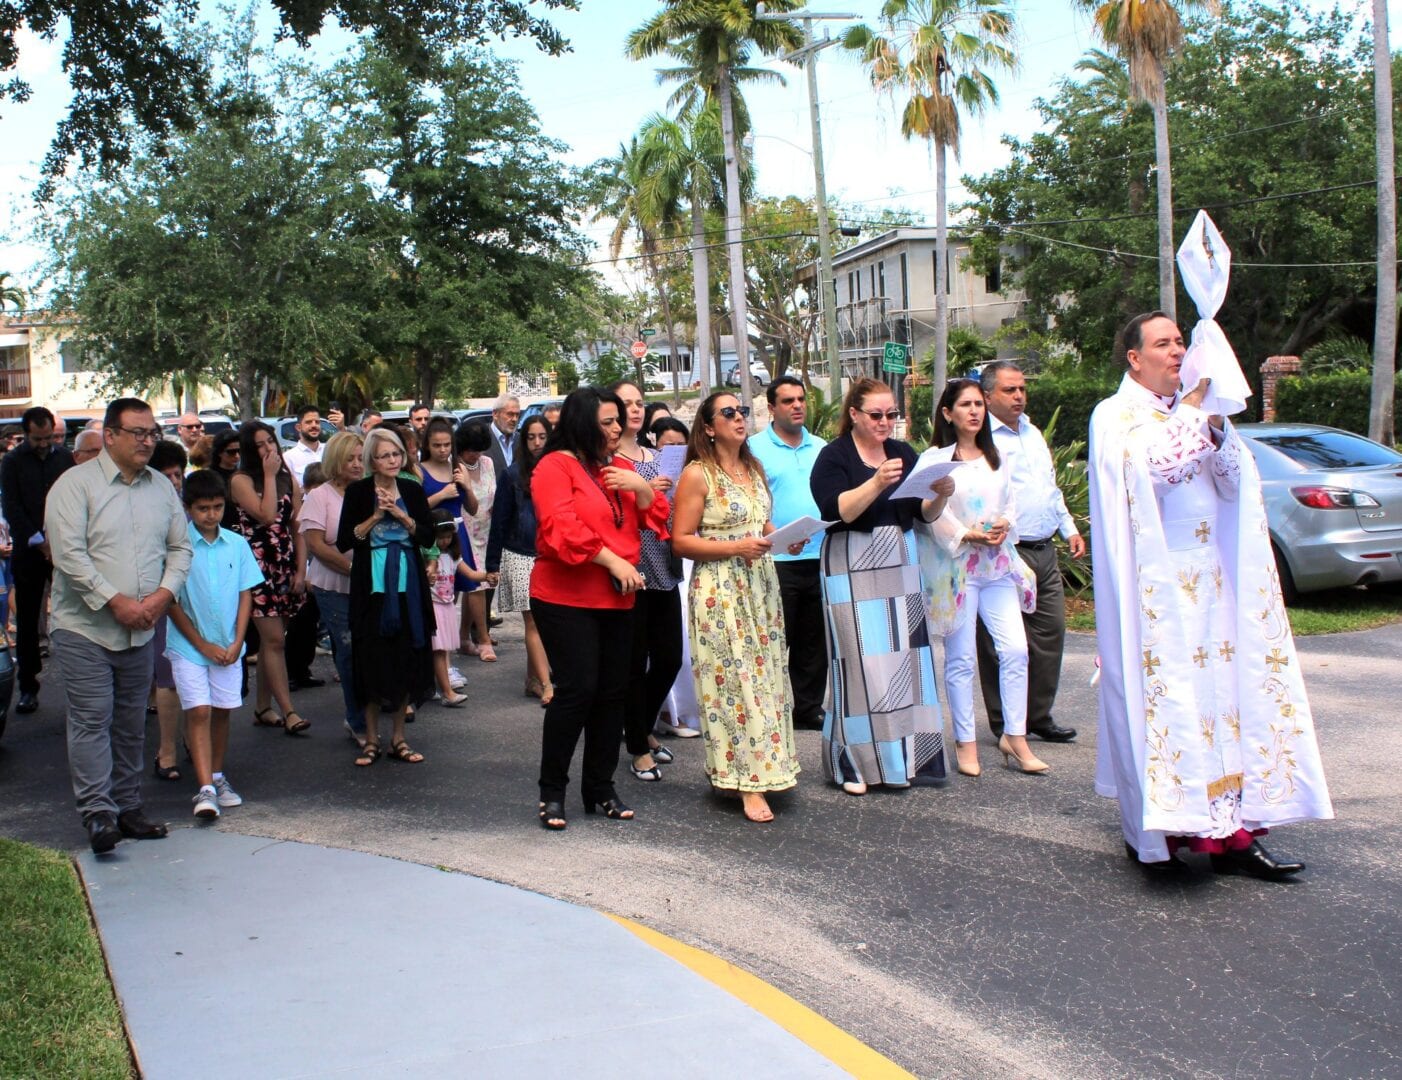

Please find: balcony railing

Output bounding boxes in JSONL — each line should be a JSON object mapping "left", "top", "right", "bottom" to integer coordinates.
{"left": 0, "top": 367, "right": 31, "bottom": 399}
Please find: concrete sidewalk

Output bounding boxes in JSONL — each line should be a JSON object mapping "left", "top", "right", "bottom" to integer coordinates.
{"left": 77, "top": 829, "right": 902, "bottom": 1079}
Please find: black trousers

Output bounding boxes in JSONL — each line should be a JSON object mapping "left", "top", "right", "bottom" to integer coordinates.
{"left": 11, "top": 547, "right": 52, "bottom": 694}
{"left": 533, "top": 598, "right": 633, "bottom": 805}
{"left": 624, "top": 587, "right": 684, "bottom": 756}
{"left": 777, "top": 560, "right": 827, "bottom": 729}
{"left": 285, "top": 590, "right": 320, "bottom": 681}
{"left": 977, "top": 541, "right": 1065, "bottom": 736}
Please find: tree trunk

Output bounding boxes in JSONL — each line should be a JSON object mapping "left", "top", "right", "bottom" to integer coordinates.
{"left": 235, "top": 358, "right": 257, "bottom": 421}
{"left": 690, "top": 192, "right": 711, "bottom": 397}
{"left": 1372, "top": 0, "right": 1397, "bottom": 445}
{"left": 417, "top": 351, "right": 438, "bottom": 408}
{"left": 717, "top": 67, "right": 754, "bottom": 425}
{"left": 1151, "top": 70, "right": 1177, "bottom": 321}
{"left": 659, "top": 276, "right": 682, "bottom": 407}
{"left": 932, "top": 139, "right": 950, "bottom": 408}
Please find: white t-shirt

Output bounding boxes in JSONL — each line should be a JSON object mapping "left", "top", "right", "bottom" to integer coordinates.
{"left": 283, "top": 441, "right": 323, "bottom": 486}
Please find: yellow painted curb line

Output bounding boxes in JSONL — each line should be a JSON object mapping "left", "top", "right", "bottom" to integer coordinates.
{"left": 606, "top": 914, "right": 914, "bottom": 1079}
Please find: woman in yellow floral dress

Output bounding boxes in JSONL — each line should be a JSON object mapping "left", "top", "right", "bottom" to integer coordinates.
{"left": 670, "top": 393, "right": 804, "bottom": 823}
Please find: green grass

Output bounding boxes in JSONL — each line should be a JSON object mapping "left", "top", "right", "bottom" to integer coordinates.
{"left": 1065, "top": 587, "right": 1402, "bottom": 637}
{"left": 0, "top": 838, "right": 134, "bottom": 1079}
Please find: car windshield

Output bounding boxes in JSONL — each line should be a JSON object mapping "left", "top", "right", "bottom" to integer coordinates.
{"left": 1254, "top": 431, "right": 1402, "bottom": 470}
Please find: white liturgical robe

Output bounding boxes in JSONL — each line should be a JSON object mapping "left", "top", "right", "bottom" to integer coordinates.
{"left": 1088, "top": 374, "right": 1333, "bottom": 863}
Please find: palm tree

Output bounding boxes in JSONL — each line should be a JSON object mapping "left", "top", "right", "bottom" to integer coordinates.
{"left": 0, "top": 272, "right": 26, "bottom": 313}
{"left": 627, "top": 1, "right": 803, "bottom": 421}
{"left": 844, "top": 0, "right": 1016, "bottom": 393}
{"left": 1081, "top": 0, "right": 1217, "bottom": 321}
{"left": 596, "top": 135, "right": 686, "bottom": 393}
{"left": 1370, "top": 0, "right": 1395, "bottom": 445}
{"left": 636, "top": 103, "right": 729, "bottom": 397}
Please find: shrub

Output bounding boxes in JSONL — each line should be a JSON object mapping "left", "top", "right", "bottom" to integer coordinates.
{"left": 554, "top": 359, "right": 579, "bottom": 394}
{"left": 1274, "top": 371, "right": 1401, "bottom": 435}
{"left": 1300, "top": 334, "right": 1370, "bottom": 374}
{"left": 1026, "top": 374, "right": 1119, "bottom": 448}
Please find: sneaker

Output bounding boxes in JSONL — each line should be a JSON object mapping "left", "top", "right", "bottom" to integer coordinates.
{"left": 193, "top": 787, "right": 220, "bottom": 819}
{"left": 447, "top": 667, "right": 466, "bottom": 689}
{"left": 214, "top": 776, "right": 243, "bottom": 808}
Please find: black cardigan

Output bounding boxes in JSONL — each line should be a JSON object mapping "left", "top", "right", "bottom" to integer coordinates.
{"left": 335, "top": 476, "right": 436, "bottom": 627}
{"left": 809, "top": 433, "right": 922, "bottom": 533}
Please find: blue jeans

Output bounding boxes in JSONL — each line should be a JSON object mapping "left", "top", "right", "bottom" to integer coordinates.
{"left": 313, "top": 588, "right": 364, "bottom": 735}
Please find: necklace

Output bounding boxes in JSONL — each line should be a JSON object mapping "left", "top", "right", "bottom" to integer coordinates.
{"left": 462, "top": 459, "right": 481, "bottom": 471}
{"left": 586, "top": 466, "right": 625, "bottom": 529}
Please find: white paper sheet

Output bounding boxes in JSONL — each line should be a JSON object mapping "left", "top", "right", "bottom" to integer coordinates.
{"left": 655, "top": 444, "right": 687, "bottom": 483}
{"left": 889, "top": 459, "right": 965, "bottom": 501}
{"left": 1176, "top": 210, "right": 1251, "bottom": 416}
{"left": 766, "top": 515, "right": 836, "bottom": 551}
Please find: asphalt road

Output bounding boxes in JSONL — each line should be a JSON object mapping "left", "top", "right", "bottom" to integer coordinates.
{"left": 2, "top": 616, "right": 1398, "bottom": 1079}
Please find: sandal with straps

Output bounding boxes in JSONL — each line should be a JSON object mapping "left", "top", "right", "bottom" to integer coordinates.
{"left": 252, "top": 707, "right": 284, "bottom": 728}
{"left": 538, "top": 801, "right": 567, "bottom": 831}
{"left": 388, "top": 740, "right": 425, "bottom": 764}
{"left": 355, "top": 742, "right": 380, "bottom": 767}
{"left": 284, "top": 711, "right": 311, "bottom": 736}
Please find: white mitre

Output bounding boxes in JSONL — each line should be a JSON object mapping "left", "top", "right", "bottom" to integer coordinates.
{"left": 1176, "top": 210, "right": 1252, "bottom": 417}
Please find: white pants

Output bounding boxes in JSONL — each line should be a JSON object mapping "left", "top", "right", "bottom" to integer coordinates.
{"left": 943, "top": 577, "right": 1028, "bottom": 741}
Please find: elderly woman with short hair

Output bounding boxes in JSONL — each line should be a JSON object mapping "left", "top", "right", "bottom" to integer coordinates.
{"left": 336, "top": 427, "right": 436, "bottom": 766}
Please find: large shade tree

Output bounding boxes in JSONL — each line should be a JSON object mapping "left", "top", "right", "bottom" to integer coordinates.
{"left": 843, "top": 0, "right": 1016, "bottom": 394}
{"left": 627, "top": 1, "right": 803, "bottom": 421}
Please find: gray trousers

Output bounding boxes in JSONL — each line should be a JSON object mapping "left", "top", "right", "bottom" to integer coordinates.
{"left": 52, "top": 628, "right": 156, "bottom": 821}
{"left": 976, "top": 540, "right": 1065, "bottom": 734}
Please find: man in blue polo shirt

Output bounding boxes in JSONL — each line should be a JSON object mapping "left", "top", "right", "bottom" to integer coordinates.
{"left": 749, "top": 375, "right": 827, "bottom": 730}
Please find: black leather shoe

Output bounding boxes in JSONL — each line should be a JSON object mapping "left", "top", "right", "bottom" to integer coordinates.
{"left": 116, "top": 809, "right": 169, "bottom": 841}
{"left": 1125, "top": 842, "right": 1188, "bottom": 872}
{"left": 1029, "top": 722, "right": 1077, "bottom": 743}
{"left": 86, "top": 813, "right": 121, "bottom": 854}
{"left": 289, "top": 676, "right": 326, "bottom": 690}
{"left": 16, "top": 692, "right": 38, "bottom": 714}
{"left": 1210, "top": 840, "right": 1304, "bottom": 881}
{"left": 488, "top": 614, "right": 504, "bottom": 628}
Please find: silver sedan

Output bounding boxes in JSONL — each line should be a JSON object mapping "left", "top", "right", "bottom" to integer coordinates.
{"left": 1236, "top": 423, "right": 1402, "bottom": 601}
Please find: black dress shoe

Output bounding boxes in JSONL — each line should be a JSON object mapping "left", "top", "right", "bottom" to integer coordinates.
{"left": 15, "top": 692, "right": 38, "bottom": 714}
{"left": 86, "top": 813, "right": 121, "bottom": 854}
{"left": 1125, "top": 842, "right": 1188, "bottom": 871}
{"left": 1210, "top": 840, "right": 1304, "bottom": 881}
{"left": 116, "top": 809, "right": 169, "bottom": 840}
{"left": 488, "top": 614, "right": 504, "bottom": 628}
{"left": 289, "top": 676, "right": 326, "bottom": 690}
{"left": 1029, "top": 721, "right": 1077, "bottom": 743}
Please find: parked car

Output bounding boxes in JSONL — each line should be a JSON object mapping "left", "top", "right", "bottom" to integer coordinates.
{"left": 452, "top": 407, "right": 494, "bottom": 430}
{"left": 1236, "top": 422, "right": 1402, "bottom": 601}
{"left": 723, "top": 361, "right": 770, "bottom": 392}
{"left": 160, "top": 415, "right": 237, "bottom": 444}
{"left": 519, "top": 399, "right": 563, "bottom": 425}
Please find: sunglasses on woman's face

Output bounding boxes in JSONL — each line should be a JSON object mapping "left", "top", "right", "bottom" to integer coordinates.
{"left": 716, "top": 405, "right": 751, "bottom": 420}
{"left": 861, "top": 409, "right": 902, "bottom": 422}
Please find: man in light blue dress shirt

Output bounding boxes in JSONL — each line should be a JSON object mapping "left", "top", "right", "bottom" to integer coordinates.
{"left": 748, "top": 376, "right": 827, "bottom": 730}
{"left": 977, "top": 362, "right": 1086, "bottom": 743}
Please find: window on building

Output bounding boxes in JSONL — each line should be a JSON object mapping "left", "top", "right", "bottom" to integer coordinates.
{"left": 870, "top": 263, "right": 876, "bottom": 296}
{"left": 932, "top": 251, "right": 951, "bottom": 295}
{"left": 877, "top": 260, "right": 886, "bottom": 297}
{"left": 985, "top": 259, "right": 1002, "bottom": 294}
{"left": 60, "top": 339, "right": 89, "bottom": 373}
{"left": 0, "top": 343, "right": 28, "bottom": 371}
{"left": 855, "top": 268, "right": 862, "bottom": 300}
{"left": 848, "top": 270, "right": 855, "bottom": 303}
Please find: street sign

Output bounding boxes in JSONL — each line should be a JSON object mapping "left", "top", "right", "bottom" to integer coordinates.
{"left": 640, "top": 327, "right": 657, "bottom": 337}
{"left": 882, "top": 341, "right": 909, "bottom": 374}
{"left": 630, "top": 340, "right": 649, "bottom": 359}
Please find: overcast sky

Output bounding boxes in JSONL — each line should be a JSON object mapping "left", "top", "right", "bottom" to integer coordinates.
{"left": 1, "top": 0, "right": 1395, "bottom": 297}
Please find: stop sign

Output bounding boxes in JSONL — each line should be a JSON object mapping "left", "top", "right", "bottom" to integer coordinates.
{"left": 630, "top": 340, "right": 648, "bottom": 359}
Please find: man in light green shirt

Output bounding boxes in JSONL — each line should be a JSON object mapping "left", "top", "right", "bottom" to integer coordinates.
{"left": 45, "top": 397, "right": 192, "bottom": 854}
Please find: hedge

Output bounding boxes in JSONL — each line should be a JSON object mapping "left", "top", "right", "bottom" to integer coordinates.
{"left": 1274, "top": 371, "right": 1401, "bottom": 434}
{"left": 1027, "top": 375, "right": 1119, "bottom": 447}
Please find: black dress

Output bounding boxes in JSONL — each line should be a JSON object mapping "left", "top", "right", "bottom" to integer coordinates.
{"left": 336, "top": 476, "right": 436, "bottom": 710}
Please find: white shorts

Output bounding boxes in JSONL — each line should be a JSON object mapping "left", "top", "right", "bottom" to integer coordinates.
{"left": 167, "top": 652, "right": 244, "bottom": 711}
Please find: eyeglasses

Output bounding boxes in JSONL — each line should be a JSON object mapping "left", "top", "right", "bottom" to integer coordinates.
{"left": 716, "top": 406, "right": 751, "bottom": 420}
{"left": 861, "top": 410, "right": 903, "bottom": 423}
{"left": 179, "top": 423, "right": 204, "bottom": 431}
{"left": 118, "top": 427, "right": 162, "bottom": 442}
{"left": 373, "top": 450, "right": 404, "bottom": 462}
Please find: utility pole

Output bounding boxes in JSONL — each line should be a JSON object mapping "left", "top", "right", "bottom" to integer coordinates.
{"left": 755, "top": 5, "right": 854, "bottom": 390}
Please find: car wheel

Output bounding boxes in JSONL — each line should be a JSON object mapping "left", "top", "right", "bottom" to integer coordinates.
{"left": 1271, "top": 542, "right": 1299, "bottom": 606}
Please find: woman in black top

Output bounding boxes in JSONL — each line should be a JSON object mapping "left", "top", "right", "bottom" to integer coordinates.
{"left": 809, "top": 378, "right": 952, "bottom": 795}
{"left": 336, "top": 428, "right": 436, "bottom": 766}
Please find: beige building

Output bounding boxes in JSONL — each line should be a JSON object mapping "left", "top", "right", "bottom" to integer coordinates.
{"left": 0, "top": 312, "right": 232, "bottom": 421}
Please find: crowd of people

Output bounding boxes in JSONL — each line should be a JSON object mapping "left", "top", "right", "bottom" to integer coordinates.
{"left": 0, "top": 311, "right": 1334, "bottom": 879}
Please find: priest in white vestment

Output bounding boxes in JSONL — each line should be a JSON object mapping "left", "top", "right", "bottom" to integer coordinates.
{"left": 1088, "top": 312, "right": 1333, "bottom": 879}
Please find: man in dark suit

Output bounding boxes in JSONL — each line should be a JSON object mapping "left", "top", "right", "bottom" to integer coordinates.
{"left": 1, "top": 406, "right": 75, "bottom": 713}
{"left": 483, "top": 395, "right": 520, "bottom": 627}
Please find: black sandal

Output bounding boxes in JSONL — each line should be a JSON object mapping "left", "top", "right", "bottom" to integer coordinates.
{"left": 252, "top": 708, "right": 284, "bottom": 728}
{"left": 355, "top": 742, "right": 380, "bottom": 767}
{"left": 152, "top": 759, "right": 181, "bottom": 782}
{"left": 583, "top": 798, "right": 634, "bottom": 820}
{"left": 284, "top": 711, "right": 311, "bottom": 736}
{"left": 538, "top": 801, "right": 567, "bottom": 831}
{"left": 388, "top": 740, "right": 424, "bottom": 764}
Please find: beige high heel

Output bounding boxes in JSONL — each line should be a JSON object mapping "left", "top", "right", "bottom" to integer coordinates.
{"left": 998, "top": 734, "right": 1050, "bottom": 775}
{"left": 954, "top": 741, "right": 982, "bottom": 777}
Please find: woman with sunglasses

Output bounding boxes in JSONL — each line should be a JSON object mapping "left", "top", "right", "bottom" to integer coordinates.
{"left": 229, "top": 421, "right": 309, "bottom": 736}
{"left": 809, "top": 378, "right": 954, "bottom": 796}
{"left": 671, "top": 393, "right": 804, "bottom": 823}
{"left": 336, "top": 427, "right": 436, "bottom": 766}
{"left": 530, "top": 386, "right": 669, "bottom": 831}
{"left": 916, "top": 378, "right": 1042, "bottom": 776}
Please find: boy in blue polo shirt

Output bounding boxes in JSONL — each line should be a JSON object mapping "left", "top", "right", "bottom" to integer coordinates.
{"left": 165, "top": 470, "right": 265, "bottom": 819}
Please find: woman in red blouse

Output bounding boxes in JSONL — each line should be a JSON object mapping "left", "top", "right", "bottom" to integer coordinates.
{"left": 531, "top": 386, "right": 670, "bottom": 831}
